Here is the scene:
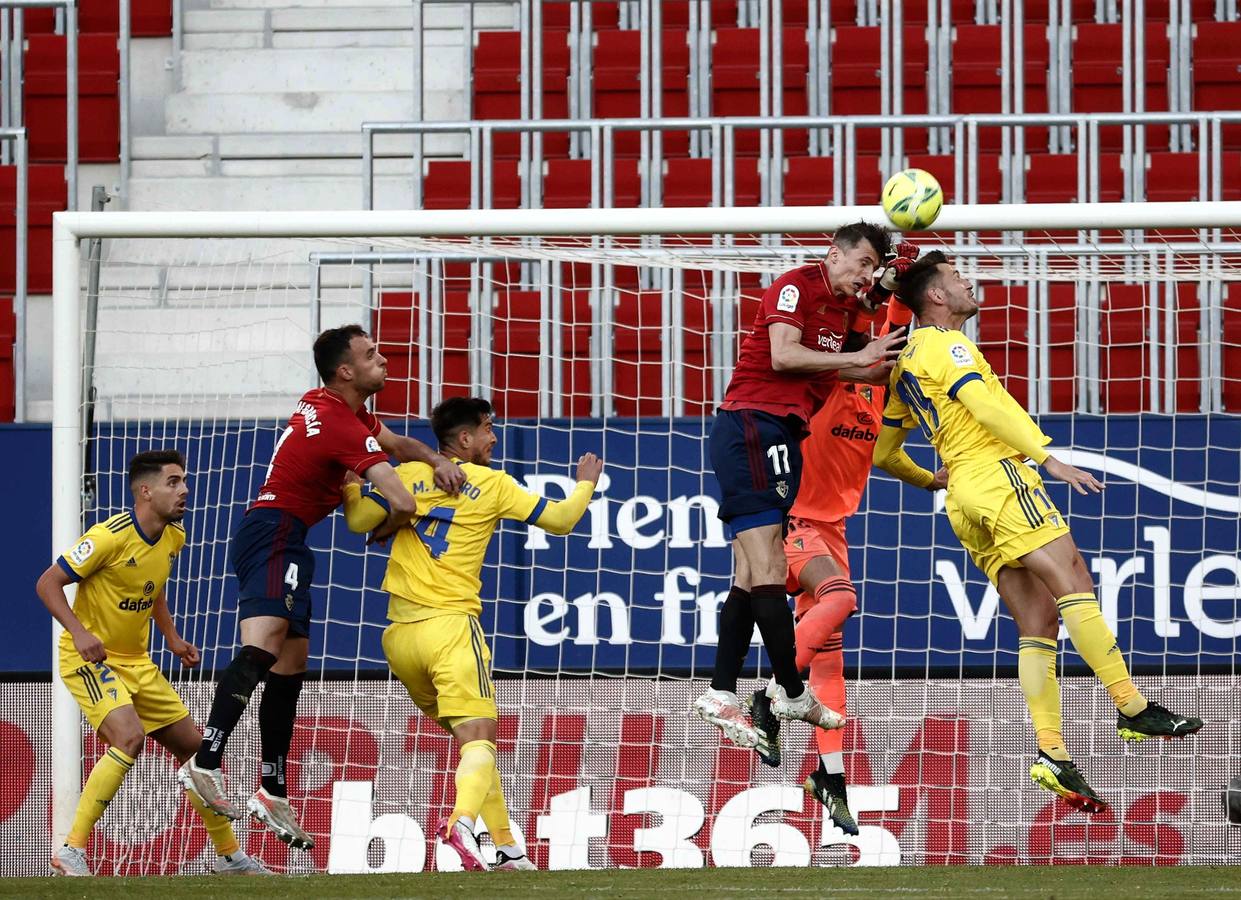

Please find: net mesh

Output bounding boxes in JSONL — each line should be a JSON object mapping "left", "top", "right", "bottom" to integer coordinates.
{"left": 30, "top": 227, "right": 1241, "bottom": 873}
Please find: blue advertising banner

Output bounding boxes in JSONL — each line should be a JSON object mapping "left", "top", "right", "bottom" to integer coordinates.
{"left": 5, "top": 416, "right": 1239, "bottom": 675}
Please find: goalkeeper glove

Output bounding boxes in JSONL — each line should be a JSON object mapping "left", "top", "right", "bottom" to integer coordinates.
{"left": 861, "top": 254, "right": 914, "bottom": 311}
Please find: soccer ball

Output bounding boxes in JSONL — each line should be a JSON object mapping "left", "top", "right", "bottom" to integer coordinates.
{"left": 881, "top": 168, "right": 944, "bottom": 231}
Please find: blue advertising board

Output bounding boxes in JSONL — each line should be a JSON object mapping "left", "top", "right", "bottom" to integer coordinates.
{"left": 4, "top": 416, "right": 1238, "bottom": 675}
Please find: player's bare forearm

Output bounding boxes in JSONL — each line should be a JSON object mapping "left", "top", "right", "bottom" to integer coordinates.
{"left": 154, "top": 590, "right": 200, "bottom": 666}
{"left": 769, "top": 323, "right": 905, "bottom": 374}
{"left": 36, "top": 564, "right": 105, "bottom": 662}
{"left": 839, "top": 362, "right": 894, "bottom": 385}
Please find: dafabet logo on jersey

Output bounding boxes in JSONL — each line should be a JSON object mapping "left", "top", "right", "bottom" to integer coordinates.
{"left": 69, "top": 540, "right": 94, "bottom": 565}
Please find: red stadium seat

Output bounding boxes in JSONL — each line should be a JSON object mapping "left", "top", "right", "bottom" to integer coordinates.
{"left": 903, "top": 153, "right": 1004, "bottom": 204}
{"left": 1222, "top": 152, "right": 1241, "bottom": 200}
{"left": 711, "top": 28, "right": 809, "bottom": 155}
{"left": 662, "top": 156, "right": 762, "bottom": 206}
{"left": 372, "top": 291, "right": 471, "bottom": 417}
{"left": 613, "top": 288, "right": 714, "bottom": 417}
{"left": 1224, "top": 284, "right": 1241, "bottom": 411}
{"left": 1024, "top": 152, "right": 1124, "bottom": 202}
{"left": 1145, "top": 0, "right": 1216, "bottom": 19}
{"left": 1023, "top": 0, "right": 1099, "bottom": 22}
{"left": 27, "top": 0, "right": 172, "bottom": 35}
{"left": 24, "top": 34, "right": 120, "bottom": 162}
{"left": 593, "top": 29, "right": 692, "bottom": 157}
{"left": 472, "top": 30, "right": 571, "bottom": 157}
{"left": 543, "top": 159, "right": 642, "bottom": 208}
{"left": 831, "top": 26, "right": 930, "bottom": 154}
{"left": 783, "top": 156, "right": 835, "bottom": 205}
{"left": 1193, "top": 22, "right": 1241, "bottom": 148}
{"left": 1071, "top": 23, "right": 1170, "bottom": 152}
{"left": 0, "top": 164, "right": 65, "bottom": 294}
{"left": 950, "top": 25, "right": 1050, "bottom": 152}
{"left": 491, "top": 289, "right": 592, "bottom": 417}
{"left": 902, "top": 0, "right": 993, "bottom": 22}
{"left": 1100, "top": 285, "right": 1148, "bottom": 413}
{"left": 422, "top": 159, "right": 522, "bottom": 209}
{"left": 976, "top": 283, "right": 1074, "bottom": 412}
{"left": 1145, "top": 152, "right": 1206, "bottom": 202}
{"left": 0, "top": 295, "right": 12, "bottom": 421}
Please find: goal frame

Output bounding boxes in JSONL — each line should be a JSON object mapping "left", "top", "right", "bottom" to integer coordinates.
{"left": 48, "top": 199, "right": 1241, "bottom": 846}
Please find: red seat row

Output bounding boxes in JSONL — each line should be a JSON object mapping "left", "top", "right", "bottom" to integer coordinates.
{"left": 24, "top": 0, "right": 172, "bottom": 37}
{"left": 0, "top": 296, "right": 13, "bottom": 421}
{"left": 423, "top": 149, "right": 1241, "bottom": 210}
{"left": 375, "top": 280, "right": 1241, "bottom": 417}
{"left": 473, "top": 22, "right": 1241, "bottom": 160}
{"left": 0, "top": 164, "right": 67, "bottom": 294}
{"left": 24, "top": 33, "right": 120, "bottom": 161}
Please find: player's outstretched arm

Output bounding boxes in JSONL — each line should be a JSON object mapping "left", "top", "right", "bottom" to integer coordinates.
{"left": 954, "top": 379, "right": 1052, "bottom": 465}
{"left": 153, "top": 589, "right": 200, "bottom": 667}
{"left": 533, "top": 453, "right": 604, "bottom": 535}
{"left": 35, "top": 564, "right": 106, "bottom": 663}
{"left": 377, "top": 423, "right": 465, "bottom": 493}
{"left": 872, "top": 425, "right": 938, "bottom": 490}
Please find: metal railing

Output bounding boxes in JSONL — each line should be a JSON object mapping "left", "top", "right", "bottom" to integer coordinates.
{"left": 362, "top": 110, "right": 1241, "bottom": 215}
{"left": 1, "top": 0, "right": 77, "bottom": 209}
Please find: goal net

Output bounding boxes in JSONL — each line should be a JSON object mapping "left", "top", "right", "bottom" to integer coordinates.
{"left": 21, "top": 207, "right": 1241, "bottom": 874}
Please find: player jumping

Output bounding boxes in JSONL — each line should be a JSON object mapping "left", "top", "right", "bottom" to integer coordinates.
{"left": 753, "top": 252, "right": 947, "bottom": 834}
{"left": 693, "top": 222, "right": 906, "bottom": 749}
{"left": 873, "top": 251, "right": 1203, "bottom": 812}
{"left": 37, "top": 450, "right": 269, "bottom": 877}
{"left": 180, "top": 325, "right": 465, "bottom": 848}
{"left": 342, "top": 396, "right": 601, "bottom": 872}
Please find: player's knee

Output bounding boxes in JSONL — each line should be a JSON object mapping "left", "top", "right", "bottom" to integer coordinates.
{"left": 114, "top": 728, "right": 145, "bottom": 758}
{"left": 221, "top": 645, "right": 278, "bottom": 701}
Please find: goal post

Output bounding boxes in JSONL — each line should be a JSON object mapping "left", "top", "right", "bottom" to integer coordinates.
{"left": 45, "top": 202, "right": 1241, "bottom": 867}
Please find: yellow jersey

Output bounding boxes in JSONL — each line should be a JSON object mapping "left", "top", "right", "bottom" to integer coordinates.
{"left": 882, "top": 325, "right": 1051, "bottom": 469}
{"left": 57, "top": 511, "right": 186, "bottom": 663}
{"left": 381, "top": 460, "right": 545, "bottom": 621}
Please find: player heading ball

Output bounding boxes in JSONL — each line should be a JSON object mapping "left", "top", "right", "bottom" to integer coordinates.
{"left": 694, "top": 221, "right": 910, "bottom": 750}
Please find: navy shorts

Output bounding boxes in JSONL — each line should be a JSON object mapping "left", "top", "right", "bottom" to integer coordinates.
{"left": 709, "top": 408, "right": 805, "bottom": 531}
{"left": 230, "top": 508, "right": 315, "bottom": 639}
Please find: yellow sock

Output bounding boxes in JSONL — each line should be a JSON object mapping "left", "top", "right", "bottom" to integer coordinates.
{"left": 1018, "top": 637, "right": 1069, "bottom": 761}
{"left": 448, "top": 740, "right": 497, "bottom": 831}
{"left": 185, "top": 783, "right": 240, "bottom": 857}
{"left": 67, "top": 747, "right": 135, "bottom": 848}
{"left": 479, "top": 764, "right": 516, "bottom": 848}
{"left": 1056, "top": 592, "right": 1147, "bottom": 717}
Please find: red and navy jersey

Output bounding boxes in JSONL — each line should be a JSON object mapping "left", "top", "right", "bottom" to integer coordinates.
{"left": 252, "top": 388, "right": 389, "bottom": 526}
{"left": 721, "top": 262, "right": 861, "bottom": 423}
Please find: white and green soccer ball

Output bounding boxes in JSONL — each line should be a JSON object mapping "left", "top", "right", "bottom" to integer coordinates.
{"left": 881, "top": 168, "right": 944, "bottom": 231}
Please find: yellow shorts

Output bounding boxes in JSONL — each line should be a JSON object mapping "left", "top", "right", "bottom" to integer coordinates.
{"left": 59, "top": 652, "right": 190, "bottom": 734}
{"left": 945, "top": 456, "right": 1071, "bottom": 585}
{"left": 383, "top": 613, "right": 496, "bottom": 723}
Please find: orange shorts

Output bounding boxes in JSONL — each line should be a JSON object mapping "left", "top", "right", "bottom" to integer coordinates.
{"left": 784, "top": 515, "right": 851, "bottom": 603}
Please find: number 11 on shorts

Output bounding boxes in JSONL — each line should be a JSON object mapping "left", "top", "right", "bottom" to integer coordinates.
{"left": 767, "top": 443, "right": 790, "bottom": 475}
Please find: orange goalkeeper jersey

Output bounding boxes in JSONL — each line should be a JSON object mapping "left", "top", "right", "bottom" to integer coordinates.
{"left": 790, "top": 299, "right": 914, "bottom": 523}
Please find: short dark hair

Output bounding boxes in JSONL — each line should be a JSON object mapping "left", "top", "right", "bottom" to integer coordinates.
{"left": 431, "top": 396, "right": 494, "bottom": 448}
{"left": 895, "top": 250, "right": 950, "bottom": 316}
{"left": 129, "top": 449, "right": 186, "bottom": 487}
{"left": 313, "top": 324, "right": 369, "bottom": 385}
{"left": 833, "top": 221, "right": 892, "bottom": 261}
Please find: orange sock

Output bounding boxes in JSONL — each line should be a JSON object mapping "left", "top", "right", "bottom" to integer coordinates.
{"left": 808, "top": 633, "right": 846, "bottom": 756}
{"left": 794, "top": 578, "right": 856, "bottom": 671}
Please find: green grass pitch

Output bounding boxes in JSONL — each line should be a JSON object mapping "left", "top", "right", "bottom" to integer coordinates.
{"left": 3, "top": 867, "right": 1240, "bottom": 900}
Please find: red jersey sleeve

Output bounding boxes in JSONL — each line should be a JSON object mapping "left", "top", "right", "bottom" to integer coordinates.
{"left": 331, "top": 408, "right": 389, "bottom": 476}
{"left": 760, "top": 270, "right": 812, "bottom": 331}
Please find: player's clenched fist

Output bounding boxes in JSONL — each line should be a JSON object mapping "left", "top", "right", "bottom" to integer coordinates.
{"left": 73, "top": 629, "right": 107, "bottom": 663}
{"left": 169, "top": 637, "right": 201, "bottom": 667}
{"left": 431, "top": 454, "right": 467, "bottom": 494}
{"left": 576, "top": 452, "right": 603, "bottom": 485}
